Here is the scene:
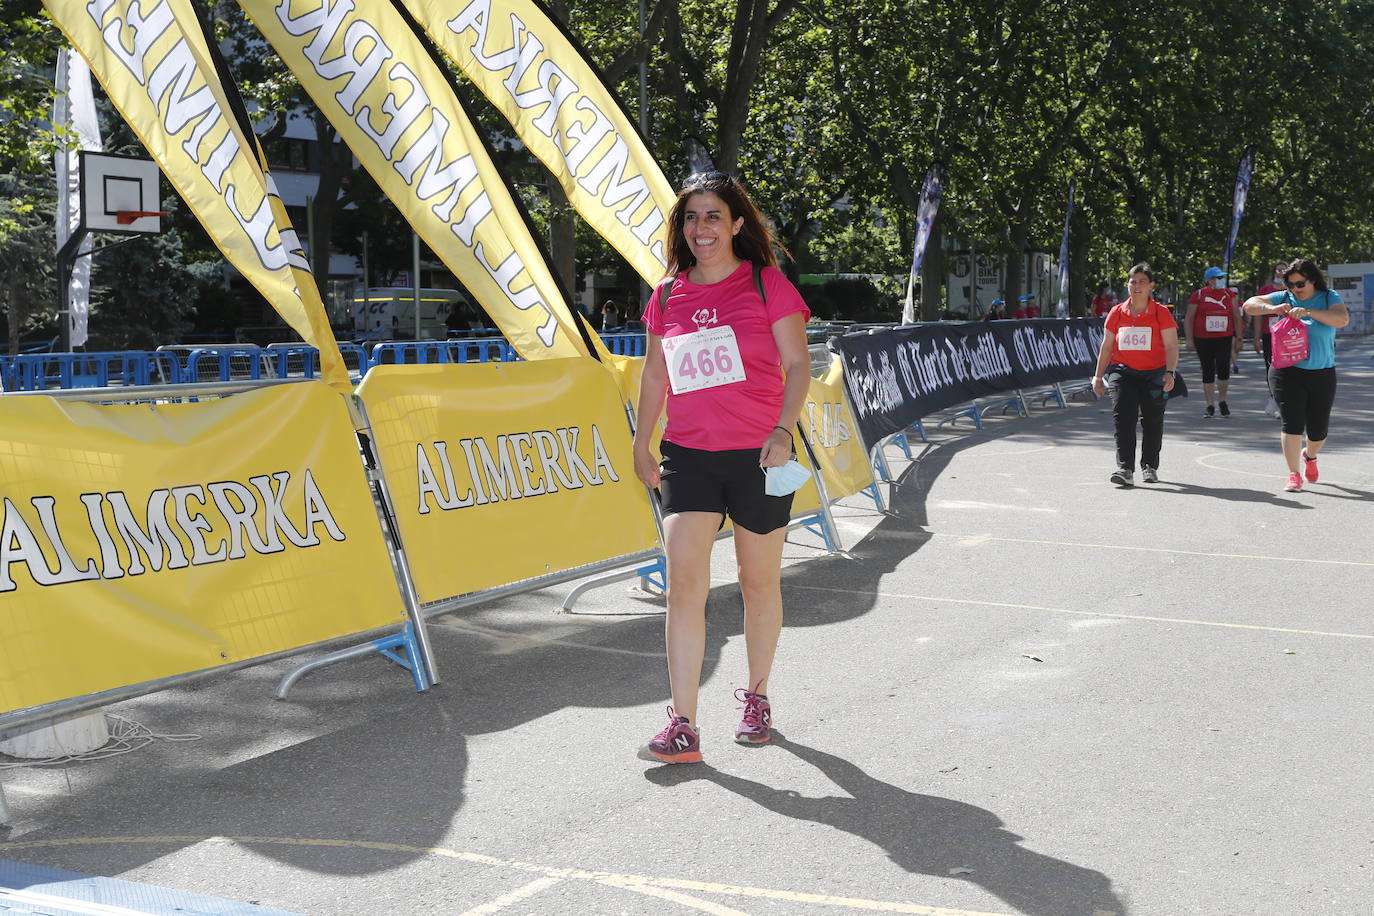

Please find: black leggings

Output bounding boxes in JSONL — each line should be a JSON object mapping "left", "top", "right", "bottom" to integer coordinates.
{"left": 1194, "top": 337, "right": 1232, "bottom": 383}
{"left": 1106, "top": 366, "right": 1168, "bottom": 470}
{"left": 1269, "top": 366, "right": 1336, "bottom": 441}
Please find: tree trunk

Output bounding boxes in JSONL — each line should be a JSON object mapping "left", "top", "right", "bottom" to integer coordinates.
{"left": 310, "top": 113, "right": 347, "bottom": 313}
{"left": 1003, "top": 214, "right": 1027, "bottom": 309}
{"left": 546, "top": 0, "right": 576, "bottom": 299}
{"left": 1069, "top": 203, "right": 1090, "bottom": 317}
{"left": 920, "top": 209, "right": 944, "bottom": 321}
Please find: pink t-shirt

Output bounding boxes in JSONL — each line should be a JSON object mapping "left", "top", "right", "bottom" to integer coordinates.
{"left": 643, "top": 261, "right": 810, "bottom": 450}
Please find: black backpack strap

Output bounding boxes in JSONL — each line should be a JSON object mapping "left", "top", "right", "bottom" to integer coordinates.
{"left": 654, "top": 275, "right": 676, "bottom": 315}
{"left": 753, "top": 262, "right": 767, "bottom": 304}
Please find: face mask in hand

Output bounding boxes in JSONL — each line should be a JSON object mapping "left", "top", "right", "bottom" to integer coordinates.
{"left": 763, "top": 460, "right": 810, "bottom": 496}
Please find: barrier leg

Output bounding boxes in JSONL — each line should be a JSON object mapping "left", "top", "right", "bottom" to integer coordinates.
{"left": 908, "top": 418, "right": 928, "bottom": 442}
{"left": 892, "top": 431, "right": 913, "bottom": 459}
{"left": 873, "top": 443, "right": 895, "bottom": 484}
{"left": 275, "top": 625, "right": 428, "bottom": 699}
{"left": 0, "top": 781, "right": 10, "bottom": 826}
{"left": 558, "top": 555, "right": 666, "bottom": 613}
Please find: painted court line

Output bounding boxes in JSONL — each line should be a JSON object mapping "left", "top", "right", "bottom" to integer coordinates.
{"left": 0, "top": 837, "right": 1015, "bottom": 916}
{"left": 788, "top": 584, "right": 1374, "bottom": 641}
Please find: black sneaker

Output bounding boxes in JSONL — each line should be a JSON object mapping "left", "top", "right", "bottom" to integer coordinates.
{"left": 1109, "top": 468, "right": 1133, "bottom": 487}
{"left": 1204, "top": 404, "right": 1215, "bottom": 419}
{"left": 1219, "top": 401, "right": 1230, "bottom": 417}
{"left": 1141, "top": 466, "right": 1158, "bottom": 484}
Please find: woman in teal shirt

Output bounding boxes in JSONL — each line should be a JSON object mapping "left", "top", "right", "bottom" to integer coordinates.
{"left": 1242, "top": 258, "right": 1349, "bottom": 492}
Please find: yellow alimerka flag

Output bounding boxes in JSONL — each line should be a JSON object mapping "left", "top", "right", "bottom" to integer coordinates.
{"left": 44, "top": 0, "right": 350, "bottom": 393}
{"left": 399, "top": 0, "right": 674, "bottom": 284}
{"left": 357, "top": 359, "right": 660, "bottom": 603}
{"left": 0, "top": 383, "right": 406, "bottom": 715}
{"left": 806, "top": 362, "right": 877, "bottom": 501}
{"left": 241, "top": 0, "right": 590, "bottom": 360}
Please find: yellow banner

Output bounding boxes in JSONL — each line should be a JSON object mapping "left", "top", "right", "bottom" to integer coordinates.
{"left": 805, "top": 362, "right": 876, "bottom": 501}
{"left": 356, "top": 359, "right": 660, "bottom": 602}
{"left": 240, "top": 0, "right": 588, "bottom": 360}
{"left": 44, "top": 0, "right": 349, "bottom": 392}
{"left": 399, "top": 0, "right": 674, "bottom": 283}
{"left": 0, "top": 384, "right": 406, "bottom": 715}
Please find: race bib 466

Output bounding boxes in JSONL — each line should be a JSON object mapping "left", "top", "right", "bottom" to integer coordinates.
{"left": 663, "top": 326, "right": 747, "bottom": 394}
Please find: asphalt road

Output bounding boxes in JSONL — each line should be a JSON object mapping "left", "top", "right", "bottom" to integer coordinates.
{"left": 2, "top": 340, "right": 1372, "bottom": 916}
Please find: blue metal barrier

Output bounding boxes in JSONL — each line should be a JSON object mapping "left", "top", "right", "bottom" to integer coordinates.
{"left": 370, "top": 339, "right": 517, "bottom": 366}
{"left": 600, "top": 332, "right": 646, "bottom": 356}
{"left": 0, "top": 351, "right": 181, "bottom": 391}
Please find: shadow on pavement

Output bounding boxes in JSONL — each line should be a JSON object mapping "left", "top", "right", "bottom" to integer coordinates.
{"left": 647, "top": 734, "right": 1128, "bottom": 916}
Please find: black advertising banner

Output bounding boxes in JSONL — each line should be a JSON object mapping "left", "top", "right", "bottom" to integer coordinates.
{"left": 832, "top": 319, "right": 1105, "bottom": 450}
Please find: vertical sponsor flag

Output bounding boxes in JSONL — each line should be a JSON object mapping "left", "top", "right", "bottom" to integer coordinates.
{"left": 1055, "top": 181, "right": 1075, "bottom": 318}
{"left": 902, "top": 162, "right": 944, "bottom": 325}
{"left": 239, "top": 0, "right": 593, "bottom": 360}
{"left": 54, "top": 48, "right": 103, "bottom": 349}
{"left": 43, "top": 0, "right": 350, "bottom": 392}
{"left": 396, "top": 0, "right": 674, "bottom": 283}
{"left": 1222, "top": 145, "right": 1255, "bottom": 277}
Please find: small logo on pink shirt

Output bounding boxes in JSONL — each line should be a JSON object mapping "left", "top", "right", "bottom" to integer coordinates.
{"left": 691, "top": 307, "right": 719, "bottom": 328}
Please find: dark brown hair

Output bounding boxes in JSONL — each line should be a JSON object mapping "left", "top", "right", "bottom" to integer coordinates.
{"left": 1283, "top": 257, "right": 1328, "bottom": 292}
{"left": 1128, "top": 262, "right": 1154, "bottom": 282}
{"left": 663, "top": 171, "right": 787, "bottom": 276}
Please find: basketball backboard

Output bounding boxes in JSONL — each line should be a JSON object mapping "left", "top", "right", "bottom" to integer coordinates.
{"left": 79, "top": 150, "right": 163, "bottom": 234}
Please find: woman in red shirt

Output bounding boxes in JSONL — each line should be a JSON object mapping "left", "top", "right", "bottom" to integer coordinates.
{"left": 1091, "top": 263, "right": 1180, "bottom": 486}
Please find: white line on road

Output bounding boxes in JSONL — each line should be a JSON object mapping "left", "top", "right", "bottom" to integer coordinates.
{"left": 787, "top": 584, "right": 1374, "bottom": 640}
{"left": 457, "top": 876, "right": 563, "bottom": 915}
{"left": 932, "top": 531, "right": 1374, "bottom": 568}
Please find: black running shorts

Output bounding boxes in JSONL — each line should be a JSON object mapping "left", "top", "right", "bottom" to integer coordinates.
{"left": 658, "top": 440, "right": 794, "bottom": 535}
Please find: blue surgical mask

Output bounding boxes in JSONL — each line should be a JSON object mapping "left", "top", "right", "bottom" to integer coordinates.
{"left": 764, "top": 460, "right": 810, "bottom": 496}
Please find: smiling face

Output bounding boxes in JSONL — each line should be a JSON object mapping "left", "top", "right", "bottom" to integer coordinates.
{"left": 682, "top": 191, "right": 743, "bottom": 270}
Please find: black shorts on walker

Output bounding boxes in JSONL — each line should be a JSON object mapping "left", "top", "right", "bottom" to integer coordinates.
{"left": 658, "top": 440, "right": 793, "bottom": 535}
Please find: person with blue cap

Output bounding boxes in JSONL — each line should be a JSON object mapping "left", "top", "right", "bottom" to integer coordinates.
{"left": 1185, "top": 266, "right": 1242, "bottom": 417}
{"left": 985, "top": 299, "right": 1006, "bottom": 320}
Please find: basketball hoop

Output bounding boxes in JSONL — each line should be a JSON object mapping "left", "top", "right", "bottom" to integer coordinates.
{"left": 114, "top": 209, "right": 170, "bottom": 225}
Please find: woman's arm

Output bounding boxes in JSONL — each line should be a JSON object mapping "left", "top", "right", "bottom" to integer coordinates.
{"left": 1182, "top": 302, "right": 1197, "bottom": 349}
{"left": 1290, "top": 299, "right": 1350, "bottom": 328}
{"left": 1090, "top": 329, "right": 1116, "bottom": 396}
{"left": 1161, "top": 326, "right": 1180, "bottom": 392}
{"left": 632, "top": 334, "right": 669, "bottom": 487}
{"left": 761, "top": 311, "right": 811, "bottom": 468}
{"left": 1243, "top": 294, "right": 1289, "bottom": 316}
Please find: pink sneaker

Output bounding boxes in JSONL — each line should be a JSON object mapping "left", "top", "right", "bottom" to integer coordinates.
{"left": 1284, "top": 472, "right": 1303, "bottom": 492}
{"left": 638, "top": 707, "right": 701, "bottom": 764}
{"left": 733, "top": 686, "right": 773, "bottom": 744}
{"left": 1302, "top": 450, "right": 1319, "bottom": 483}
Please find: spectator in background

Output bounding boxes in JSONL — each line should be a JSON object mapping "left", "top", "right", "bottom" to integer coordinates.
{"left": 986, "top": 299, "right": 1006, "bottom": 320}
{"left": 1254, "top": 261, "right": 1287, "bottom": 416}
{"left": 1185, "top": 266, "right": 1242, "bottom": 418}
{"left": 600, "top": 300, "right": 622, "bottom": 331}
{"left": 1092, "top": 282, "right": 1116, "bottom": 317}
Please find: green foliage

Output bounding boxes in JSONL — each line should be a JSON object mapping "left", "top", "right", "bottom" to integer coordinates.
{"left": 88, "top": 203, "right": 217, "bottom": 349}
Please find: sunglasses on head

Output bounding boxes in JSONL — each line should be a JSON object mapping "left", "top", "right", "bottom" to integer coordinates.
{"left": 684, "top": 170, "right": 733, "bottom": 187}
{"left": 1285, "top": 278, "right": 1308, "bottom": 289}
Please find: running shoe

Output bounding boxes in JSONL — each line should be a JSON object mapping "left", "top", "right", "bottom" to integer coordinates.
{"left": 1109, "top": 468, "right": 1133, "bottom": 487}
{"left": 638, "top": 707, "right": 702, "bottom": 764}
{"left": 1302, "top": 450, "right": 1319, "bottom": 483}
{"left": 1263, "top": 396, "right": 1278, "bottom": 417}
{"left": 1140, "top": 466, "right": 1159, "bottom": 484}
{"left": 1203, "top": 404, "right": 1215, "bottom": 419}
{"left": 733, "top": 686, "right": 773, "bottom": 744}
{"left": 1219, "top": 401, "right": 1230, "bottom": 417}
{"left": 1284, "top": 472, "right": 1303, "bottom": 492}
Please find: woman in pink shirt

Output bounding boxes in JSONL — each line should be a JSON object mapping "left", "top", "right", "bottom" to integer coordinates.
{"left": 633, "top": 171, "right": 811, "bottom": 764}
